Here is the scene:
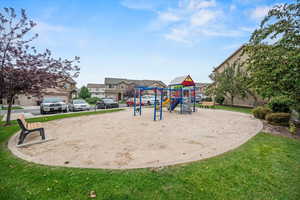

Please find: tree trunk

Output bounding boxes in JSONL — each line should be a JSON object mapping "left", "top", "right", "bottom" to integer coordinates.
{"left": 247, "top": 90, "right": 258, "bottom": 107}
{"left": 231, "top": 95, "right": 234, "bottom": 106}
{"left": 5, "top": 95, "right": 13, "bottom": 126}
{"left": 252, "top": 95, "right": 258, "bottom": 107}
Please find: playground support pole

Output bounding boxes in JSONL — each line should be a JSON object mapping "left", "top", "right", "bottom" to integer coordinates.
{"left": 193, "top": 86, "right": 196, "bottom": 112}
{"left": 180, "top": 87, "right": 183, "bottom": 114}
{"left": 160, "top": 89, "right": 163, "bottom": 120}
{"left": 134, "top": 89, "right": 136, "bottom": 116}
{"left": 154, "top": 88, "right": 157, "bottom": 121}
{"left": 169, "top": 88, "right": 172, "bottom": 112}
{"left": 139, "top": 88, "right": 142, "bottom": 116}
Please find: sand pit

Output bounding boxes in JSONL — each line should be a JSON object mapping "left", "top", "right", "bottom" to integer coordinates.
{"left": 8, "top": 108, "right": 262, "bottom": 169}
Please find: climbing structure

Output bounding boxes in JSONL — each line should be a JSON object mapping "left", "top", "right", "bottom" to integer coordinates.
{"left": 133, "top": 75, "right": 197, "bottom": 121}
{"left": 168, "top": 75, "right": 196, "bottom": 114}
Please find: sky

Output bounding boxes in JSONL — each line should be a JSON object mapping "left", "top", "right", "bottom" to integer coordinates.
{"left": 1, "top": 0, "right": 294, "bottom": 86}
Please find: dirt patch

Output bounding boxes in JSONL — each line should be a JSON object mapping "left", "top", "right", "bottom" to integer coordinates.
{"left": 8, "top": 108, "right": 262, "bottom": 169}
{"left": 262, "top": 121, "right": 300, "bottom": 140}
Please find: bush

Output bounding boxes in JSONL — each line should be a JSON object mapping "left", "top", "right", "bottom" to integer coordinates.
{"left": 85, "top": 97, "right": 101, "bottom": 105}
{"left": 202, "top": 97, "right": 212, "bottom": 102}
{"left": 215, "top": 96, "right": 225, "bottom": 105}
{"left": 252, "top": 106, "right": 272, "bottom": 119}
{"left": 289, "top": 122, "right": 297, "bottom": 135}
{"left": 268, "top": 96, "right": 294, "bottom": 113}
{"left": 266, "top": 112, "right": 291, "bottom": 126}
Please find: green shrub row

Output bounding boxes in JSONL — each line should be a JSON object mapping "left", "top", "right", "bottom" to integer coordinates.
{"left": 268, "top": 96, "right": 294, "bottom": 113}
{"left": 252, "top": 106, "right": 291, "bottom": 126}
{"left": 266, "top": 113, "right": 291, "bottom": 126}
{"left": 252, "top": 106, "right": 272, "bottom": 119}
{"left": 215, "top": 95, "right": 225, "bottom": 105}
{"left": 85, "top": 97, "right": 101, "bottom": 105}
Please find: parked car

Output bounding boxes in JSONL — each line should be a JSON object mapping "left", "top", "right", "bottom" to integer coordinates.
{"left": 193, "top": 95, "right": 202, "bottom": 103}
{"left": 68, "top": 99, "right": 90, "bottom": 112}
{"left": 126, "top": 98, "right": 145, "bottom": 107}
{"left": 142, "top": 96, "right": 154, "bottom": 105}
{"left": 96, "top": 98, "right": 119, "bottom": 109}
{"left": 40, "top": 98, "right": 68, "bottom": 114}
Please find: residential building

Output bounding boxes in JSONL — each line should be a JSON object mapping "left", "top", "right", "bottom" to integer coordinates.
{"left": 195, "top": 82, "right": 210, "bottom": 98}
{"left": 104, "top": 78, "right": 167, "bottom": 100}
{"left": 2, "top": 79, "right": 77, "bottom": 106}
{"left": 212, "top": 45, "right": 265, "bottom": 107}
{"left": 87, "top": 83, "right": 105, "bottom": 98}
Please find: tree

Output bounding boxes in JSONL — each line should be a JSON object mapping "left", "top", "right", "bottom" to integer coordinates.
{"left": 211, "top": 62, "right": 247, "bottom": 106}
{"left": 78, "top": 86, "right": 91, "bottom": 99}
{"left": 234, "top": 61, "right": 260, "bottom": 107}
{"left": 0, "top": 8, "right": 80, "bottom": 125}
{"left": 245, "top": 1, "right": 300, "bottom": 110}
{"left": 124, "top": 85, "right": 135, "bottom": 98}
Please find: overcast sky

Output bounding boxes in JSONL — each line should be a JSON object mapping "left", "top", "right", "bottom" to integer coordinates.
{"left": 2, "top": 0, "right": 293, "bottom": 86}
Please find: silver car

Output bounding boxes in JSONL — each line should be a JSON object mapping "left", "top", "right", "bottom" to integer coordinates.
{"left": 40, "top": 98, "right": 68, "bottom": 114}
{"left": 68, "top": 99, "right": 91, "bottom": 112}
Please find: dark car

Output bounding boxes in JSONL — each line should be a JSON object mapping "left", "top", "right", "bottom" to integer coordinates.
{"left": 96, "top": 98, "right": 119, "bottom": 109}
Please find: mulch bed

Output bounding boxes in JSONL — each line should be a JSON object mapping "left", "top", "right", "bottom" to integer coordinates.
{"left": 262, "top": 121, "right": 300, "bottom": 140}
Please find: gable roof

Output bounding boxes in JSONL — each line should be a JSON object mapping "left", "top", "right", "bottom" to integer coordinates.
{"left": 87, "top": 83, "right": 105, "bottom": 88}
{"left": 213, "top": 45, "right": 245, "bottom": 72}
{"left": 169, "top": 75, "right": 195, "bottom": 86}
{"left": 195, "top": 82, "right": 210, "bottom": 87}
{"left": 104, "top": 77, "right": 166, "bottom": 87}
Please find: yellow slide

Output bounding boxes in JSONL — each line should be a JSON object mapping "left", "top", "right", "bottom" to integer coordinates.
{"left": 162, "top": 98, "right": 170, "bottom": 106}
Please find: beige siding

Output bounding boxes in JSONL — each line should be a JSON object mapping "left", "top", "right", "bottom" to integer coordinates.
{"left": 213, "top": 46, "right": 265, "bottom": 107}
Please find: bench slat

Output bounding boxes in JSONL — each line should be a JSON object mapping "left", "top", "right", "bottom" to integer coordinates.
{"left": 18, "top": 115, "right": 42, "bottom": 130}
{"left": 202, "top": 101, "right": 215, "bottom": 106}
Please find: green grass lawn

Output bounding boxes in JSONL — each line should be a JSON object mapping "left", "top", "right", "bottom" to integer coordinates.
{"left": 197, "top": 104, "right": 252, "bottom": 114}
{"left": 0, "top": 106, "right": 23, "bottom": 110}
{"left": 0, "top": 108, "right": 300, "bottom": 200}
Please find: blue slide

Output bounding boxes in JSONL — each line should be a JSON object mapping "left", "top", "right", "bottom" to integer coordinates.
{"left": 170, "top": 99, "right": 180, "bottom": 111}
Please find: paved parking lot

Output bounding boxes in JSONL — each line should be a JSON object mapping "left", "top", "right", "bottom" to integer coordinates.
{"left": 1, "top": 104, "right": 127, "bottom": 121}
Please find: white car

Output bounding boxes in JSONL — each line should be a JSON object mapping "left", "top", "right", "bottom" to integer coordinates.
{"left": 142, "top": 95, "right": 159, "bottom": 105}
{"left": 40, "top": 98, "right": 68, "bottom": 114}
{"left": 68, "top": 99, "right": 91, "bottom": 112}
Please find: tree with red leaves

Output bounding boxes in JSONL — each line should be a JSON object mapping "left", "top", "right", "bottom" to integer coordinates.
{"left": 0, "top": 8, "right": 80, "bottom": 125}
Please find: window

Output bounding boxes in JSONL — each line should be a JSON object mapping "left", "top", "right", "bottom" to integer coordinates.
{"left": 64, "top": 83, "right": 70, "bottom": 89}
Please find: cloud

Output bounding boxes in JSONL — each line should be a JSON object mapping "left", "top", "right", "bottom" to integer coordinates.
{"left": 32, "top": 21, "right": 91, "bottom": 50}
{"left": 123, "top": 0, "right": 248, "bottom": 44}
{"left": 200, "top": 28, "right": 243, "bottom": 37}
{"left": 181, "top": 0, "right": 216, "bottom": 10}
{"left": 34, "top": 21, "right": 68, "bottom": 33}
{"left": 239, "top": 26, "right": 256, "bottom": 32}
{"left": 158, "top": 11, "right": 181, "bottom": 22}
{"left": 161, "top": 0, "right": 245, "bottom": 43}
{"left": 229, "top": 4, "right": 236, "bottom": 11}
{"left": 121, "top": 0, "right": 166, "bottom": 11}
{"left": 190, "top": 9, "right": 218, "bottom": 26}
{"left": 164, "top": 27, "right": 191, "bottom": 44}
{"left": 249, "top": 5, "right": 272, "bottom": 20}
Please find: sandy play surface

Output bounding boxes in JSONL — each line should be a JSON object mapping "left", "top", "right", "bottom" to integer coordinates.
{"left": 8, "top": 108, "right": 262, "bottom": 169}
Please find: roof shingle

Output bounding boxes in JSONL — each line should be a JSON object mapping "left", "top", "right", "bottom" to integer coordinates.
{"left": 104, "top": 77, "right": 166, "bottom": 87}
{"left": 87, "top": 83, "right": 105, "bottom": 88}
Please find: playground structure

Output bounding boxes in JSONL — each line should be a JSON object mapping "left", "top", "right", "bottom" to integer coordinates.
{"left": 133, "top": 75, "right": 197, "bottom": 121}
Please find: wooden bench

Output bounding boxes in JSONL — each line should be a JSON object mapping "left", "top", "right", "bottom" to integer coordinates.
{"left": 17, "top": 114, "right": 45, "bottom": 145}
{"left": 199, "top": 101, "right": 215, "bottom": 109}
